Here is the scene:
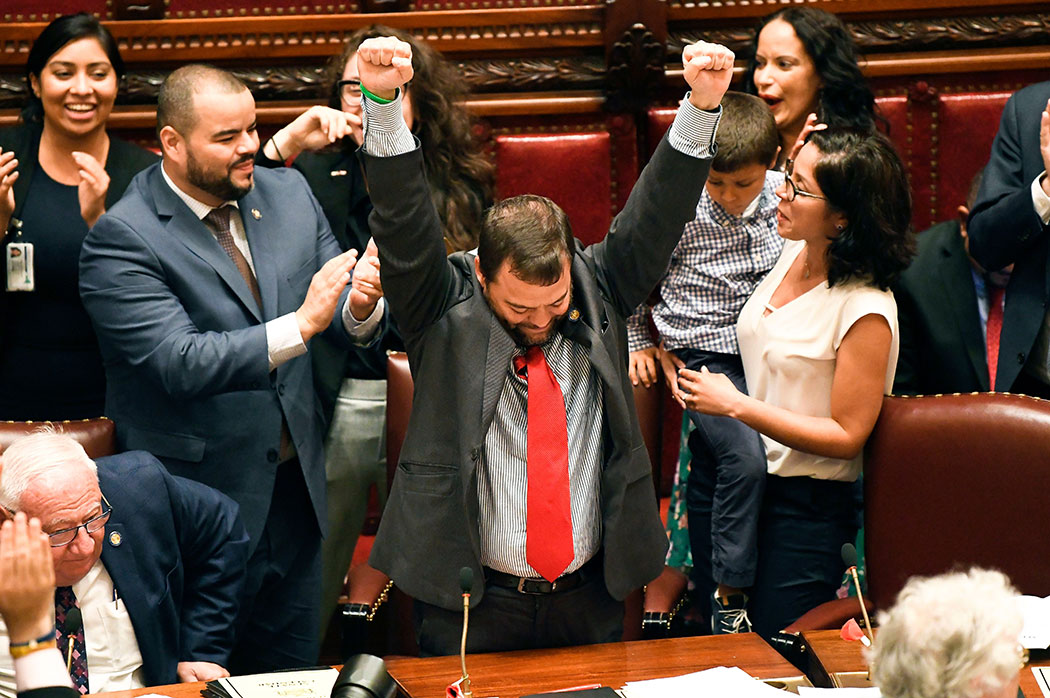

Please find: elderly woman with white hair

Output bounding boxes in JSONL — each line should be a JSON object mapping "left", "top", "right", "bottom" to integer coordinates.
{"left": 870, "top": 568, "right": 1026, "bottom": 698}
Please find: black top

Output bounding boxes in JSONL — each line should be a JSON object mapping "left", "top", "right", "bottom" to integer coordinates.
{"left": 0, "top": 123, "right": 159, "bottom": 420}
{"left": 0, "top": 167, "right": 104, "bottom": 419}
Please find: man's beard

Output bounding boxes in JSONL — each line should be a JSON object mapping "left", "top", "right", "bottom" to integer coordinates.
{"left": 187, "top": 151, "right": 253, "bottom": 202}
{"left": 484, "top": 287, "right": 572, "bottom": 347}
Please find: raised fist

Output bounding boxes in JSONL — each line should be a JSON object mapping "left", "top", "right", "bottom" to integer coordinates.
{"left": 356, "top": 37, "right": 414, "bottom": 101}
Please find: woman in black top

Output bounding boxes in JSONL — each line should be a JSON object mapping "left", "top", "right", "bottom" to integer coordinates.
{"left": 0, "top": 14, "right": 157, "bottom": 420}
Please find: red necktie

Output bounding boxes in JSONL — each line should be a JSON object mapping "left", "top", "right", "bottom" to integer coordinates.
{"left": 514, "top": 346, "right": 574, "bottom": 582}
{"left": 986, "top": 285, "right": 1006, "bottom": 390}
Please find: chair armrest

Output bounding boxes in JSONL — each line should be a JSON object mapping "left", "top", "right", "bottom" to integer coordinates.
{"left": 782, "top": 597, "right": 875, "bottom": 634}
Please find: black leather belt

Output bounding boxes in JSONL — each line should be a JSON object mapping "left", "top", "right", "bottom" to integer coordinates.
{"left": 484, "top": 557, "right": 600, "bottom": 595}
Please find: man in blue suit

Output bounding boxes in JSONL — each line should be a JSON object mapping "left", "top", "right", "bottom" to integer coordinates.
{"left": 0, "top": 431, "right": 249, "bottom": 692}
{"left": 79, "top": 65, "right": 384, "bottom": 671}
{"left": 968, "top": 82, "right": 1050, "bottom": 397}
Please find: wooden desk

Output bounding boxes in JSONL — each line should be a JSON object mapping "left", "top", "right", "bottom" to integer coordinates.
{"left": 385, "top": 634, "right": 809, "bottom": 697}
{"left": 802, "top": 629, "right": 1050, "bottom": 697}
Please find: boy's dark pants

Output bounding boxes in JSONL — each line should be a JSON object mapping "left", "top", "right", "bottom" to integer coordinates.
{"left": 675, "top": 348, "right": 767, "bottom": 610}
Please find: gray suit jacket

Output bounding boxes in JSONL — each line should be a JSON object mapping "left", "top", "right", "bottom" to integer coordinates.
{"left": 360, "top": 135, "right": 711, "bottom": 611}
{"left": 79, "top": 163, "right": 355, "bottom": 546}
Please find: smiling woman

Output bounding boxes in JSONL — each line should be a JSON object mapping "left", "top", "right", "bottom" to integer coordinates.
{"left": 0, "top": 14, "right": 158, "bottom": 421}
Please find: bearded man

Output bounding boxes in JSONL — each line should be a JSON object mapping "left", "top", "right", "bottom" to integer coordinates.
{"left": 79, "top": 64, "right": 385, "bottom": 672}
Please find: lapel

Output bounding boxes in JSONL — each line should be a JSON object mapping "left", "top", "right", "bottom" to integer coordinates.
{"left": 149, "top": 167, "right": 263, "bottom": 323}
{"left": 9, "top": 125, "right": 39, "bottom": 222}
{"left": 98, "top": 520, "right": 152, "bottom": 627}
{"left": 238, "top": 188, "right": 278, "bottom": 320}
{"left": 934, "top": 227, "right": 988, "bottom": 388}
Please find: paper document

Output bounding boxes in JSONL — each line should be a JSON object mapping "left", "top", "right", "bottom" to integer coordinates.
{"left": 797, "top": 688, "right": 881, "bottom": 696}
{"left": 205, "top": 667, "right": 340, "bottom": 698}
{"left": 1019, "top": 595, "right": 1050, "bottom": 649}
{"left": 620, "top": 666, "right": 786, "bottom": 698}
{"left": 1032, "top": 666, "right": 1050, "bottom": 698}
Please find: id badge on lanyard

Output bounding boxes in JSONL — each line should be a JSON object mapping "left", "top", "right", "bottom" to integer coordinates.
{"left": 6, "top": 218, "right": 33, "bottom": 291}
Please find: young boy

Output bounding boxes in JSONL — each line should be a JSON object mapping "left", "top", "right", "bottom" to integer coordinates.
{"left": 627, "top": 91, "right": 783, "bottom": 634}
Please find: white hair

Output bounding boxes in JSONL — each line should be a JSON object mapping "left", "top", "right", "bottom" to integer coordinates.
{"left": 0, "top": 428, "right": 98, "bottom": 511}
{"left": 870, "top": 567, "right": 1024, "bottom": 698}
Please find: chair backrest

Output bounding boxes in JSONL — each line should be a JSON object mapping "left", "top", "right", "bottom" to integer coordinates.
{"left": 0, "top": 418, "right": 117, "bottom": 460}
{"left": 863, "top": 393, "right": 1050, "bottom": 610}
{"left": 385, "top": 351, "right": 413, "bottom": 491}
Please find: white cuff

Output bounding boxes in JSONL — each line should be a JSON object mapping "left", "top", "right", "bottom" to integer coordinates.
{"left": 1032, "top": 172, "right": 1050, "bottom": 225}
{"left": 14, "top": 648, "right": 73, "bottom": 693}
{"left": 667, "top": 96, "right": 721, "bottom": 160}
{"left": 342, "top": 296, "right": 385, "bottom": 344}
{"left": 361, "top": 90, "right": 416, "bottom": 157}
{"left": 267, "top": 313, "right": 307, "bottom": 371}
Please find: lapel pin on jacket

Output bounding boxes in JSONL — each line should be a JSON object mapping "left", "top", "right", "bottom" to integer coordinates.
{"left": 251, "top": 208, "right": 262, "bottom": 220}
{"left": 109, "top": 531, "right": 123, "bottom": 547}
{"left": 330, "top": 169, "right": 348, "bottom": 177}
{"left": 569, "top": 308, "right": 581, "bottom": 322}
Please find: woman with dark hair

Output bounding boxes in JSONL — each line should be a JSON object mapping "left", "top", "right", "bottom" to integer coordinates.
{"left": 262, "top": 23, "right": 494, "bottom": 252}
{"left": 677, "top": 126, "right": 914, "bottom": 637}
{"left": 258, "top": 25, "right": 493, "bottom": 641}
{"left": 0, "top": 13, "right": 157, "bottom": 420}
{"left": 744, "top": 7, "right": 877, "bottom": 167}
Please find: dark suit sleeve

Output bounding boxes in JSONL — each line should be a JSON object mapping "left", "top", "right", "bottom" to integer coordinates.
{"left": 80, "top": 213, "right": 271, "bottom": 399}
{"left": 588, "top": 135, "right": 711, "bottom": 317}
{"left": 358, "top": 147, "right": 453, "bottom": 337}
{"left": 18, "top": 688, "right": 79, "bottom": 698}
{"left": 968, "top": 91, "right": 1049, "bottom": 272}
{"left": 165, "top": 472, "right": 250, "bottom": 665}
{"left": 892, "top": 279, "right": 921, "bottom": 395}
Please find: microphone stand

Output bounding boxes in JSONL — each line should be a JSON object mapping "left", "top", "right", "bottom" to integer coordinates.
{"left": 460, "top": 590, "right": 473, "bottom": 698}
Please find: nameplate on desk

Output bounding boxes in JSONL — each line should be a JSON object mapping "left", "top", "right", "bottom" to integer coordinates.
{"left": 204, "top": 667, "right": 339, "bottom": 698}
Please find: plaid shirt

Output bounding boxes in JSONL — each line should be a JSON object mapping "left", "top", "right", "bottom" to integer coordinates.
{"left": 627, "top": 170, "right": 784, "bottom": 355}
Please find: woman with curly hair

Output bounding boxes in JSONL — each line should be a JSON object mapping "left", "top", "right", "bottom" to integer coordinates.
{"left": 744, "top": 7, "right": 877, "bottom": 167}
{"left": 259, "top": 25, "right": 493, "bottom": 641}
{"left": 677, "top": 126, "right": 914, "bottom": 637}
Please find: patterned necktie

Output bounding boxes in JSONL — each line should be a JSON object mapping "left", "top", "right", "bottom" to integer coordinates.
{"left": 986, "top": 285, "right": 1006, "bottom": 390}
{"left": 55, "top": 586, "right": 88, "bottom": 695}
{"left": 514, "top": 346, "right": 574, "bottom": 583}
{"left": 203, "top": 205, "right": 263, "bottom": 310}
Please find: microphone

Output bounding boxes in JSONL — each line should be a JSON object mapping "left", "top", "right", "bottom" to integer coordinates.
{"left": 64, "top": 607, "right": 83, "bottom": 674}
{"left": 840, "top": 543, "right": 875, "bottom": 646}
{"left": 330, "top": 654, "right": 396, "bottom": 698}
{"left": 458, "top": 567, "right": 474, "bottom": 698}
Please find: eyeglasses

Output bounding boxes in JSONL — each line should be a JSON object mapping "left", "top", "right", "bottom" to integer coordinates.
{"left": 337, "top": 79, "right": 363, "bottom": 105}
{"left": 1, "top": 494, "right": 113, "bottom": 547}
{"left": 783, "top": 175, "right": 828, "bottom": 203}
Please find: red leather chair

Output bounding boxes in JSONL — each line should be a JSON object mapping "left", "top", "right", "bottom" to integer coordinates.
{"left": 0, "top": 418, "right": 116, "bottom": 459}
{"left": 786, "top": 392, "right": 1050, "bottom": 635}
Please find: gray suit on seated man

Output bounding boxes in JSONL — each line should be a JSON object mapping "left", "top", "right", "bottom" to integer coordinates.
{"left": 354, "top": 35, "right": 734, "bottom": 655}
{"left": 0, "top": 431, "right": 249, "bottom": 693}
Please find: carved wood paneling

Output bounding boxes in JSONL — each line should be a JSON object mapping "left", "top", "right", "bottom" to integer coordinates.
{"left": 669, "top": 12, "right": 1050, "bottom": 60}
{"left": 0, "top": 9, "right": 606, "bottom": 69}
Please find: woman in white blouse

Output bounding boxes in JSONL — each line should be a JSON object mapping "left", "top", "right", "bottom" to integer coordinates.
{"left": 677, "top": 126, "right": 914, "bottom": 637}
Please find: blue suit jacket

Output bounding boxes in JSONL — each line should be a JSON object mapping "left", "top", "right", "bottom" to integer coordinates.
{"left": 968, "top": 80, "right": 1050, "bottom": 391}
{"left": 96, "top": 451, "right": 249, "bottom": 686}
{"left": 80, "top": 163, "right": 358, "bottom": 545}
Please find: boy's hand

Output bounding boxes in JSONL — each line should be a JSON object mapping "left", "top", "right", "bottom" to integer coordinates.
{"left": 658, "top": 347, "right": 687, "bottom": 405}
{"left": 682, "top": 42, "right": 735, "bottom": 111}
{"left": 629, "top": 347, "right": 662, "bottom": 388}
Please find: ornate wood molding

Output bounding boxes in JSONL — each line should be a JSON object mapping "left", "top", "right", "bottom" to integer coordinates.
{"left": 0, "top": 9, "right": 605, "bottom": 68}
{"left": 0, "top": 55, "right": 604, "bottom": 110}
{"left": 670, "top": 12, "right": 1050, "bottom": 59}
{"left": 606, "top": 23, "right": 664, "bottom": 113}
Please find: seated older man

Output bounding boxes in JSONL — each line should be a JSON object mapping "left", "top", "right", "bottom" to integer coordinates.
{"left": 871, "top": 568, "right": 1025, "bottom": 698}
{"left": 0, "top": 431, "right": 249, "bottom": 693}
